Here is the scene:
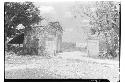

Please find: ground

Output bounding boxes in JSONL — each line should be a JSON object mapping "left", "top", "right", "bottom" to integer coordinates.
{"left": 5, "top": 51, "right": 119, "bottom": 82}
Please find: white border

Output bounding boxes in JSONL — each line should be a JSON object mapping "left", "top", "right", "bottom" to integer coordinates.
{"left": 0, "top": 0, "right": 124, "bottom": 83}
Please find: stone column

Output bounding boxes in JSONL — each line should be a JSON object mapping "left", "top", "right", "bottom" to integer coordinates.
{"left": 56, "top": 34, "right": 62, "bottom": 53}
{"left": 87, "top": 39, "right": 99, "bottom": 57}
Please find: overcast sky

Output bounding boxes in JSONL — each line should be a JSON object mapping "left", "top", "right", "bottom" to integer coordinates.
{"left": 34, "top": 1, "right": 92, "bottom": 43}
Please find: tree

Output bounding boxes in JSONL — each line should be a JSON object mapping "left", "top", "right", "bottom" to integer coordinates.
{"left": 72, "top": 1, "right": 120, "bottom": 58}
{"left": 4, "top": 2, "right": 42, "bottom": 38}
{"left": 4, "top": 2, "right": 42, "bottom": 53}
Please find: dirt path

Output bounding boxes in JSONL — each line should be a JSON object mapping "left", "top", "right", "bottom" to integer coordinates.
{"left": 5, "top": 51, "right": 119, "bottom": 82}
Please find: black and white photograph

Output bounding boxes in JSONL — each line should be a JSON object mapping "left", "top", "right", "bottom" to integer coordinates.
{"left": 4, "top": 1, "right": 120, "bottom": 82}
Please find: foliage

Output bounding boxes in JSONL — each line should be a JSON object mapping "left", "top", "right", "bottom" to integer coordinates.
{"left": 4, "top": 2, "right": 42, "bottom": 38}
{"left": 4, "top": 2, "right": 42, "bottom": 55}
{"left": 5, "top": 2, "right": 63, "bottom": 56}
{"left": 72, "top": 1, "right": 120, "bottom": 58}
{"left": 22, "top": 20, "right": 63, "bottom": 55}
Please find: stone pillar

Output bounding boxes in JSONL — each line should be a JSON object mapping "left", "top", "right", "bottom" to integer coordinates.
{"left": 45, "top": 39, "right": 56, "bottom": 57}
{"left": 87, "top": 39, "right": 99, "bottom": 57}
{"left": 56, "top": 34, "right": 62, "bottom": 53}
{"left": 38, "top": 36, "right": 46, "bottom": 56}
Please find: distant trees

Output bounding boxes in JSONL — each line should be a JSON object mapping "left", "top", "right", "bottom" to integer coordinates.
{"left": 72, "top": 1, "right": 120, "bottom": 58}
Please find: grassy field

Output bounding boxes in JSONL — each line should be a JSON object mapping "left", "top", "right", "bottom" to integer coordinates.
{"left": 5, "top": 51, "right": 119, "bottom": 81}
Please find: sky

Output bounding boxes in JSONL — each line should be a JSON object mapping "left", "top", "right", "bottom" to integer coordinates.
{"left": 34, "top": 1, "right": 92, "bottom": 43}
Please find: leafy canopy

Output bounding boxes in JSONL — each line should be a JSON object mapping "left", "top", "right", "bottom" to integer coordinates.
{"left": 4, "top": 2, "right": 42, "bottom": 37}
